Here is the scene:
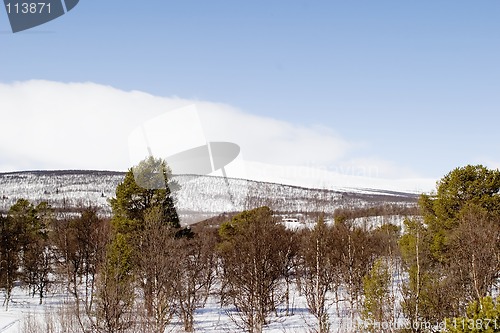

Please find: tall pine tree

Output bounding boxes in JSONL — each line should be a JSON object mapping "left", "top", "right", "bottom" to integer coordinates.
{"left": 109, "top": 156, "right": 180, "bottom": 232}
{"left": 105, "top": 156, "right": 182, "bottom": 318}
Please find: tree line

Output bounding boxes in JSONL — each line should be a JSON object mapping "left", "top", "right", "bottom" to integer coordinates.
{"left": 2, "top": 160, "right": 500, "bottom": 333}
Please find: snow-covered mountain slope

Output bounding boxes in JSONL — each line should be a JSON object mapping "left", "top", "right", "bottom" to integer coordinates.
{"left": 0, "top": 171, "right": 419, "bottom": 224}
{"left": 0, "top": 171, "right": 121, "bottom": 215}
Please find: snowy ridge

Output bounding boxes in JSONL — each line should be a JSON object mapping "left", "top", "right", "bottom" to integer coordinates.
{"left": 0, "top": 171, "right": 122, "bottom": 215}
{"left": 0, "top": 171, "right": 418, "bottom": 221}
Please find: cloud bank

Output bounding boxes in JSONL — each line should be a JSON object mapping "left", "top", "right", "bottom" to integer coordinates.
{"left": 0, "top": 80, "right": 435, "bottom": 192}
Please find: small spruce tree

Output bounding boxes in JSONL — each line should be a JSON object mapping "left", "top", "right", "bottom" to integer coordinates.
{"left": 362, "top": 257, "right": 392, "bottom": 333}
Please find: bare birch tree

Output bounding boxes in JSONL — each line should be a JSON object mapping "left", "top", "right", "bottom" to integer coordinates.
{"left": 218, "top": 206, "right": 285, "bottom": 333}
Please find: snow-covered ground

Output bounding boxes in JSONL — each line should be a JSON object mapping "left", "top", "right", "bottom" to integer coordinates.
{"left": 0, "top": 285, "right": 315, "bottom": 332}
{"left": 0, "top": 279, "right": 405, "bottom": 333}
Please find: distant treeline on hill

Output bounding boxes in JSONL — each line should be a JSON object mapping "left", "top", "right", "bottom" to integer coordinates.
{"left": 0, "top": 170, "right": 419, "bottom": 220}
{"left": 333, "top": 203, "right": 419, "bottom": 221}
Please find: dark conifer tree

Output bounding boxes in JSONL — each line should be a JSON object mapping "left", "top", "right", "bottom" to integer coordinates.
{"left": 109, "top": 156, "right": 180, "bottom": 232}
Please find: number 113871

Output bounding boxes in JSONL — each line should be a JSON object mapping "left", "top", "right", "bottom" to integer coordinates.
{"left": 6, "top": 2, "right": 51, "bottom": 14}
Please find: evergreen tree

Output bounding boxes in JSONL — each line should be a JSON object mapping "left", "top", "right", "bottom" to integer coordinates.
{"left": 399, "top": 217, "right": 448, "bottom": 327}
{"left": 362, "top": 258, "right": 392, "bottom": 333}
{"left": 422, "top": 165, "right": 500, "bottom": 257}
{"left": 109, "top": 156, "right": 180, "bottom": 233}
{"left": 95, "top": 233, "right": 135, "bottom": 333}
{"left": 106, "top": 157, "right": 182, "bottom": 320}
{"left": 445, "top": 297, "right": 500, "bottom": 333}
{"left": 399, "top": 165, "right": 500, "bottom": 326}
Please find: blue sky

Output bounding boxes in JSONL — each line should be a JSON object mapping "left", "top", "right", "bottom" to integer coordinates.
{"left": 1, "top": 1, "right": 500, "bottom": 187}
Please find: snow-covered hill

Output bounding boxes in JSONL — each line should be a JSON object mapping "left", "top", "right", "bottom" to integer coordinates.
{"left": 0, "top": 171, "right": 122, "bottom": 216}
{"left": 0, "top": 170, "right": 418, "bottom": 224}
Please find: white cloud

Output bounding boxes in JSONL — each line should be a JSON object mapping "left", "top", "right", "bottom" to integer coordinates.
{"left": 0, "top": 80, "right": 435, "bottom": 191}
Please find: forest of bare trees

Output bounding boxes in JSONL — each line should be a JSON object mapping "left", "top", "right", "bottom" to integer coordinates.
{"left": 1, "top": 162, "right": 500, "bottom": 333}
